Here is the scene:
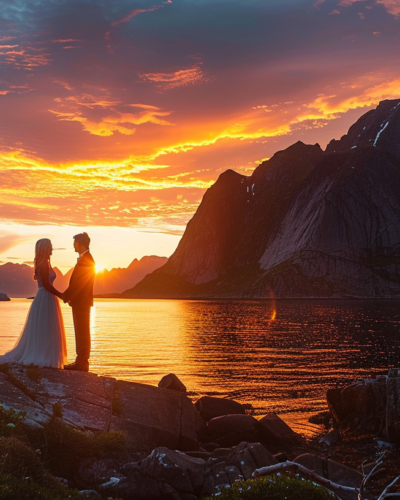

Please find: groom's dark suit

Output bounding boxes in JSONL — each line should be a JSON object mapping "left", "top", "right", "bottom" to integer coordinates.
{"left": 64, "top": 251, "right": 95, "bottom": 365}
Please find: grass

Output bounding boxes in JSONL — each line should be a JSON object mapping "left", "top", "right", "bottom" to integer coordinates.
{"left": 0, "top": 438, "right": 82, "bottom": 500}
{"left": 204, "top": 475, "right": 334, "bottom": 500}
{"left": 24, "top": 417, "right": 127, "bottom": 477}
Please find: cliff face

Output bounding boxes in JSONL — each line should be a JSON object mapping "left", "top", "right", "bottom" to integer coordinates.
{"left": 125, "top": 99, "right": 400, "bottom": 299}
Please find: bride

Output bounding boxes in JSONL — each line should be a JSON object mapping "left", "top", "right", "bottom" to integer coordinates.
{"left": 0, "top": 238, "right": 67, "bottom": 368}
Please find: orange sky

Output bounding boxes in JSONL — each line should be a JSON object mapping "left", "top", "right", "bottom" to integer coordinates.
{"left": 1, "top": 0, "right": 400, "bottom": 271}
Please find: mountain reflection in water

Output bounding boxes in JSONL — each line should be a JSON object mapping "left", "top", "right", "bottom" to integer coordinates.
{"left": 1, "top": 298, "right": 400, "bottom": 435}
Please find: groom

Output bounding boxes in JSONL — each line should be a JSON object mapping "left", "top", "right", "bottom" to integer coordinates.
{"left": 62, "top": 232, "right": 96, "bottom": 372}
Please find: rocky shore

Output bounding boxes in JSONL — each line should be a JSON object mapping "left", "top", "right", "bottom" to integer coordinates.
{"left": 0, "top": 364, "right": 399, "bottom": 499}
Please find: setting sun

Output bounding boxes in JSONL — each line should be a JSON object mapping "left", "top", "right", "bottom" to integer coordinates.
{"left": 95, "top": 264, "right": 106, "bottom": 274}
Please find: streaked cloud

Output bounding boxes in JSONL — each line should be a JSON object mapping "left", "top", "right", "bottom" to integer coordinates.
{"left": 139, "top": 64, "right": 207, "bottom": 89}
{"left": 111, "top": 5, "right": 164, "bottom": 26}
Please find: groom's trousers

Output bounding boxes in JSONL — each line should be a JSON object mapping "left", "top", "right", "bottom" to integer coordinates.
{"left": 72, "top": 306, "right": 91, "bottom": 363}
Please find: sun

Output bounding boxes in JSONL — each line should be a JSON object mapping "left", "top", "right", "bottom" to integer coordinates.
{"left": 95, "top": 264, "right": 106, "bottom": 274}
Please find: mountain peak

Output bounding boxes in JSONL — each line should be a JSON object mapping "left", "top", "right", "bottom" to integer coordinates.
{"left": 326, "top": 98, "right": 400, "bottom": 157}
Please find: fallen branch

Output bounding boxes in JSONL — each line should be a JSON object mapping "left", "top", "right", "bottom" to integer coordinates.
{"left": 252, "top": 461, "right": 356, "bottom": 500}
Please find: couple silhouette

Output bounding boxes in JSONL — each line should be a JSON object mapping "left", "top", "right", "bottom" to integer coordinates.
{"left": 0, "top": 233, "right": 95, "bottom": 372}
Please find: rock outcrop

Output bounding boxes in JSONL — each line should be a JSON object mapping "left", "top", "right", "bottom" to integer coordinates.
{"left": 0, "top": 363, "right": 199, "bottom": 454}
{"left": 0, "top": 292, "right": 10, "bottom": 301}
{"left": 326, "top": 369, "right": 400, "bottom": 444}
{"left": 123, "top": 99, "right": 400, "bottom": 299}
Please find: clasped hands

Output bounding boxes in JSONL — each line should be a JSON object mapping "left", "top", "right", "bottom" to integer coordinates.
{"left": 60, "top": 292, "right": 71, "bottom": 306}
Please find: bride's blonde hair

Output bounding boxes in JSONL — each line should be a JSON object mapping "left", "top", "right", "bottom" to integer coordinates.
{"left": 33, "top": 238, "right": 52, "bottom": 281}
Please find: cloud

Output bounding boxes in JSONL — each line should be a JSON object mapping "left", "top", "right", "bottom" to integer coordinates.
{"left": 49, "top": 93, "right": 173, "bottom": 136}
{"left": 377, "top": 0, "right": 400, "bottom": 15}
{"left": 0, "top": 230, "right": 29, "bottom": 254}
{"left": 139, "top": 64, "right": 208, "bottom": 89}
{"left": 319, "top": 0, "right": 400, "bottom": 15}
{"left": 111, "top": 6, "right": 163, "bottom": 26}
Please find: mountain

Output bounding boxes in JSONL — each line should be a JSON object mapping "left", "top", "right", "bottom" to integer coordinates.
{"left": 123, "top": 98, "right": 400, "bottom": 299}
{"left": 93, "top": 256, "right": 168, "bottom": 295}
{"left": 0, "top": 256, "right": 167, "bottom": 298}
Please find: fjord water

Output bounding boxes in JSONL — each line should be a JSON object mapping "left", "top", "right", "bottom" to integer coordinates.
{"left": 1, "top": 298, "right": 400, "bottom": 434}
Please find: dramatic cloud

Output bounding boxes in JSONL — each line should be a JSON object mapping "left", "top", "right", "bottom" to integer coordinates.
{"left": 0, "top": 0, "right": 399, "bottom": 263}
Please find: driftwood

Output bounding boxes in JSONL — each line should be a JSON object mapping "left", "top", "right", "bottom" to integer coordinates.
{"left": 253, "top": 453, "right": 400, "bottom": 500}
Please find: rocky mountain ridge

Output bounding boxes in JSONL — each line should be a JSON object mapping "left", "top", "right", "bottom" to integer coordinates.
{"left": 124, "top": 98, "right": 400, "bottom": 298}
{"left": 0, "top": 256, "right": 167, "bottom": 297}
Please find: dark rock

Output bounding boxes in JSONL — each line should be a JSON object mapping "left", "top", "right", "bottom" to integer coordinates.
{"left": 109, "top": 379, "right": 199, "bottom": 453}
{"left": 121, "top": 461, "right": 141, "bottom": 478}
{"left": 207, "top": 414, "right": 260, "bottom": 446}
{"left": 78, "top": 490, "right": 102, "bottom": 499}
{"left": 0, "top": 364, "right": 200, "bottom": 458}
{"left": 201, "top": 442, "right": 221, "bottom": 452}
{"left": 224, "top": 464, "right": 243, "bottom": 484}
{"left": 258, "top": 413, "right": 301, "bottom": 445}
{"left": 327, "top": 376, "right": 386, "bottom": 436}
{"left": 76, "top": 458, "right": 123, "bottom": 488}
{"left": 273, "top": 452, "right": 287, "bottom": 462}
{"left": 294, "top": 453, "right": 363, "bottom": 500}
{"left": 319, "top": 428, "right": 341, "bottom": 446}
{"left": 138, "top": 447, "right": 207, "bottom": 496}
{"left": 0, "top": 292, "right": 10, "bottom": 301}
{"left": 386, "top": 369, "right": 400, "bottom": 443}
{"left": 212, "top": 461, "right": 230, "bottom": 490}
{"left": 309, "top": 411, "right": 331, "bottom": 426}
{"left": 210, "top": 447, "right": 233, "bottom": 459}
{"left": 195, "top": 396, "right": 246, "bottom": 422}
{"left": 133, "top": 475, "right": 181, "bottom": 500}
{"left": 158, "top": 373, "right": 186, "bottom": 393}
{"left": 185, "top": 451, "right": 211, "bottom": 460}
{"left": 226, "top": 442, "right": 277, "bottom": 480}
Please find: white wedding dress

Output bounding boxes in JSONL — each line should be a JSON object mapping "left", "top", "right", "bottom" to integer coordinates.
{"left": 0, "top": 267, "right": 67, "bottom": 368}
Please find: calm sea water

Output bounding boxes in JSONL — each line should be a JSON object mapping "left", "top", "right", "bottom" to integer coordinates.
{"left": 1, "top": 298, "right": 400, "bottom": 435}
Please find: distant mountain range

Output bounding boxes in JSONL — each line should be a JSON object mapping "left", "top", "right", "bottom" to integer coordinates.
{"left": 123, "top": 98, "right": 400, "bottom": 299}
{"left": 0, "top": 256, "right": 167, "bottom": 298}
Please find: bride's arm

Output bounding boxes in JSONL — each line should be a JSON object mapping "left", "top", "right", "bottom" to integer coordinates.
{"left": 38, "top": 262, "right": 63, "bottom": 299}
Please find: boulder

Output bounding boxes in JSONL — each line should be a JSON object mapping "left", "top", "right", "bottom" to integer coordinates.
{"left": 76, "top": 458, "right": 124, "bottom": 488}
{"left": 207, "top": 414, "right": 260, "bottom": 446}
{"left": 109, "top": 379, "right": 199, "bottom": 453}
{"left": 327, "top": 376, "right": 386, "bottom": 435}
{"left": 0, "top": 292, "right": 10, "bottom": 301}
{"left": 258, "top": 413, "right": 300, "bottom": 445}
{"left": 158, "top": 374, "right": 186, "bottom": 393}
{"left": 138, "top": 447, "right": 207, "bottom": 496}
{"left": 195, "top": 396, "right": 246, "bottom": 421}
{"left": 226, "top": 442, "right": 277, "bottom": 479}
{"left": 294, "top": 453, "right": 363, "bottom": 500}
{"left": 386, "top": 369, "right": 400, "bottom": 443}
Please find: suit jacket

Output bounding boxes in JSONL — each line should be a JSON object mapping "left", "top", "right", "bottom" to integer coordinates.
{"left": 64, "top": 251, "right": 95, "bottom": 308}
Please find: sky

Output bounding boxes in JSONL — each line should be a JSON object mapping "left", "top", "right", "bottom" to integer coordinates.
{"left": 0, "top": 0, "right": 400, "bottom": 272}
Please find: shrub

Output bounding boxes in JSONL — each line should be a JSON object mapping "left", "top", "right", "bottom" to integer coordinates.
{"left": 204, "top": 474, "right": 334, "bottom": 500}
{"left": 0, "top": 405, "right": 25, "bottom": 437}
{"left": 25, "top": 418, "right": 126, "bottom": 477}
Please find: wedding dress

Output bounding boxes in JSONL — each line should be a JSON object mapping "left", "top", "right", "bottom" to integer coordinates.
{"left": 0, "top": 267, "right": 67, "bottom": 368}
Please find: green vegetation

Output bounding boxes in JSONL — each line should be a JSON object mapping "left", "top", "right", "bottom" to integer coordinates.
{"left": 204, "top": 475, "right": 333, "bottom": 500}
{"left": 0, "top": 438, "right": 82, "bottom": 500}
{"left": 25, "top": 418, "right": 126, "bottom": 477}
{"left": 26, "top": 364, "right": 41, "bottom": 384}
{"left": 0, "top": 405, "right": 25, "bottom": 437}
